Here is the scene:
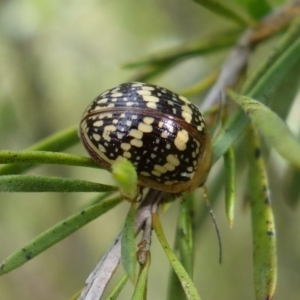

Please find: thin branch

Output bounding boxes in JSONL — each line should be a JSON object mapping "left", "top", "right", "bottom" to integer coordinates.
{"left": 137, "top": 209, "right": 153, "bottom": 265}
{"left": 201, "top": 28, "right": 254, "bottom": 110}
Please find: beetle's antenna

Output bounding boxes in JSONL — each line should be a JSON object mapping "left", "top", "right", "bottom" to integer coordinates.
{"left": 201, "top": 185, "right": 222, "bottom": 264}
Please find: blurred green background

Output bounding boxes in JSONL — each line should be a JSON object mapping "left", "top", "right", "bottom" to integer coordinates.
{"left": 1, "top": 0, "right": 300, "bottom": 299}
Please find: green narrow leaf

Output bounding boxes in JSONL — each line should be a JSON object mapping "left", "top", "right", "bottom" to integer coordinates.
{"left": 247, "top": 125, "right": 277, "bottom": 300}
{"left": 168, "top": 194, "right": 194, "bottom": 300}
{"left": 132, "top": 253, "right": 151, "bottom": 300}
{"left": 112, "top": 157, "right": 139, "bottom": 200}
{"left": 167, "top": 268, "right": 186, "bottom": 300}
{"left": 133, "top": 63, "right": 173, "bottom": 82}
{"left": 180, "top": 72, "right": 218, "bottom": 98}
{"left": 121, "top": 202, "right": 138, "bottom": 282}
{"left": 104, "top": 274, "right": 129, "bottom": 300}
{"left": 223, "top": 146, "right": 236, "bottom": 227}
{"left": 0, "top": 195, "right": 122, "bottom": 275}
{"left": 192, "top": 0, "right": 256, "bottom": 27}
{"left": 0, "top": 175, "right": 117, "bottom": 193}
{"left": 83, "top": 191, "right": 112, "bottom": 207}
{"left": 128, "top": 29, "right": 241, "bottom": 82}
{"left": 213, "top": 27, "right": 300, "bottom": 163}
{"left": 0, "top": 150, "right": 98, "bottom": 169}
{"left": 153, "top": 212, "right": 201, "bottom": 300}
{"left": 213, "top": 111, "right": 248, "bottom": 163}
{"left": 0, "top": 125, "right": 78, "bottom": 175}
{"left": 25, "top": 125, "right": 78, "bottom": 152}
{"left": 284, "top": 166, "right": 300, "bottom": 207}
{"left": 123, "top": 29, "right": 240, "bottom": 69}
{"left": 268, "top": 58, "right": 300, "bottom": 120}
{"left": 233, "top": 0, "right": 271, "bottom": 19}
{"left": 242, "top": 17, "right": 300, "bottom": 95}
{"left": 69, "top": 288, "right": 83, "bottom": 300}
{"left": 177, "top": 194, "right": 194, "bottom": 276}
{"left": 228, "top": 90, "right": 300, "bottom": 169}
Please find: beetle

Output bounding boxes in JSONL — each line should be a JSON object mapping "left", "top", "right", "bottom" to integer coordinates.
{"left": 79, "top": 82, "right": 212, "bottom": 193}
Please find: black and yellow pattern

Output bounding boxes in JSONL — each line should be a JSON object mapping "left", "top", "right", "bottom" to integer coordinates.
{"left": 79, "top": 82, "right": 212, "bottom": 193}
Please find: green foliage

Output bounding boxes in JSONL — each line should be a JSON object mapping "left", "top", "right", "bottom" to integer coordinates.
{"left": 1, "top": 1, "right": 300, "bottom": 300}
{"left": 247, "top": 126, "right": 277, "bottom": 299}
{"left": 0, "top": 194, "right": 122, "bottom": 275}
{"left": 153, "top": 213, "right": 202, "bottom": 300}
{"left": 121, "top": 202, "right": 138, "bottom": 282}
{"left": 223, "top": 146, "right": 235, "bottom": 227}
{"left": 228, "top": 90, "right": 300, "bottom": 169}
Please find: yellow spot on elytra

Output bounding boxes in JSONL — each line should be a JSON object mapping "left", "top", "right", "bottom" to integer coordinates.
{"left": 123, "top": 151, "right": 131, "bottom": 158}
{"left": 167, "top": 154, "right": 180, "bottom": 166}
{"left": 146, "top": 102, "right": 157, "bottom": 109}
{"left": 180, "top": 172, "right": 192, "bottom": 178}
{"left": 99, "top": 113, "right": 112, "bottom": 119}
{"left": 141, "top": 171, "right": 150, "bottom": 177}
{"left": 143, "top": 117, "right": 155, "bottom": 124}
{"left": 182, "top": 105, "right": 192, "bottom": 114}
{"left": 111, "top": 92, "right": 123, "bottom": 97}
{"left": 161, "top": 131, "right": 168, "bottom": 139}
{"left": 138, "top": 122, "right": 153, "bottom": 133}
{"left": 129, "top": 129, "right": 143, "bottom": 139}
{"left": 174, "top": 130, "right": 189, "bottom": 151}
{"left": 117, "top": 133, "right": 123, "bottom": 139}
{"left": 132, "top": 82, "right": 144, "bottom": 87}
{"left": 137, "top": 90, "right": 151, "bottom": 96}
{"left": 165, "top": 180, "right": 178, "bottom": 185}
{"left": 103, "top": 125, "right": 116, "bottom": 141}
{"left": 182, "top": 111, "right": 192, "bottom": 123}
{"left": 197, "top": 123, "right": 204, "bottom": 131}
{"left": 93, "top": 134, "right": 101, "bottom": 141}
{"left": 97, "top": 98, "right": 108, "bottom": 104}
{"left": 93, "top": 120, "right": 103, "bottom": 127}
{"left": 151, "top": 170, "right": 161, "bottom": 177}
{"left": 143, "top": 95, "right": 160, "bottom": 102}
{"left": 130, "top": 138, "right": 143, "bottom": 147}
{"left": 98, "top": 144, "right": 106, "bottom": 153}
{"left": 163, "top": 162, "right": 175, "bottom": 171}
{"left": 121, "top": 143, "right": 131, "bottom": 151}
{"left": 141, "top": 86, "right": 155, "bottom": 91}
{"left": 154, "top": 165, "right": 167, "bottom": 173}
{"left": 179, "top": 95, "right": 190, "bottom": 103}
